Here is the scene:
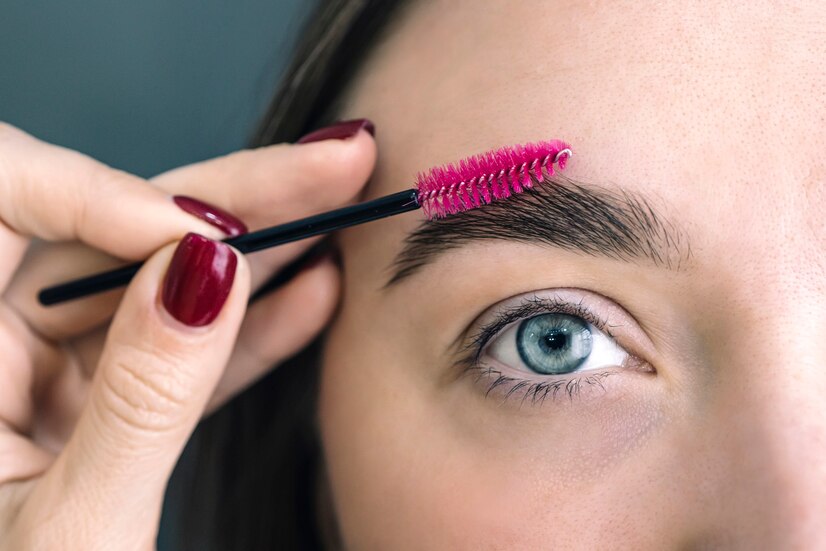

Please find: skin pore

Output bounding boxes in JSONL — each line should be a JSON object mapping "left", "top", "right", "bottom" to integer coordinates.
{"left": 319, "top": 0, "right": 826, "bottom": 548}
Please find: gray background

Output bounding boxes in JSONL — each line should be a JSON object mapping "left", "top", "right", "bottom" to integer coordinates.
{"left": 0, "top": 1, "right": 312, "bottom": 547}
{"left": 1, "top": 0, "right": 311, "bottom": 177}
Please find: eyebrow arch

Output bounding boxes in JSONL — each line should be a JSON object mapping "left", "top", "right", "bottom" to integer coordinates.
{"left": 385, "top": 173, "right": 692, "bottom": 286}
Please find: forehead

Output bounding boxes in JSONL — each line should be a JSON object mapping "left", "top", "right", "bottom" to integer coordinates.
{"left": 339, "top": 0, "right": 825, "bottom": 280}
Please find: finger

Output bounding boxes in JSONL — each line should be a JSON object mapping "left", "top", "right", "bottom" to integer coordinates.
{"left": 207, "top": 254, "right": 340, "bottom": 411}
{"left": 0, "top": 123, "right": 237, "bottom": 340}
{"left": 0, "top": 122, "right": 227, "bottom": 260}
{"left": 23, "top": 234, "right": 249, "bottom": 538}
{"left": 5, "top": 242, "right": 128, "bottom": 340}
{"left": 152, "top": 125, "right": 377, "bottom": 229}
{"left": 153, "top": 129, "right": 377, "bottom": 289}
{"left": 0, "top": 426, "right": 55, "bottom": 484}
{"left": 0, "top": 303, "right": 41, "bottom": 433}
{"left": 4, "top": 128, "right": 375, "bottom": 339}
{"left": 66, "top": 254, "right": 341, "bottom": 416}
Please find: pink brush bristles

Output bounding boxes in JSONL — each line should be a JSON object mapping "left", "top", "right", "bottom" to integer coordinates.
{"left": 415, "top": 139, "right": 572, "bottom": 219}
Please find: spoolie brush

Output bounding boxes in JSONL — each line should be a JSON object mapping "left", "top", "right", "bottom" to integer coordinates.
{"left": 39, "top": 140, "right": 572, "bottom": 305}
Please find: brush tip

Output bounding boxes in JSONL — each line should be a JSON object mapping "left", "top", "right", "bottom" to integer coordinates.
{"left": 414, "top": 140, "right": 572, "bottom": 220}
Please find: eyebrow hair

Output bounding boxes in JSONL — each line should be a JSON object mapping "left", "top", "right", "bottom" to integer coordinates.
{"left": 386, "top": 173, "right": 692, "bottom": 286}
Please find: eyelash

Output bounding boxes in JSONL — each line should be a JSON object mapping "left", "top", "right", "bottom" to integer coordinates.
{"left": 456, "top": 295, "right": 629, "bottom": 405}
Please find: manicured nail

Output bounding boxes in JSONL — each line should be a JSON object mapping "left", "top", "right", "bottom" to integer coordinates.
{"left": 162, "top": 233, "right": 237, "bottom": 327}
{"left": 297, "top": 118, "right": 375, "bottom": 144}
{"left": 173, "top": 195, "right": 248, "bottom": 237}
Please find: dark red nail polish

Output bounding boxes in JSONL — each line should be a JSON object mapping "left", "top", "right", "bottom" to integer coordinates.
{"left": 162, "top": 233, "right": 237, "bottom": 327}
{"left": 173, "top": 196, "right": 248, "bottom": 237}
{"left": 296, "top": 118, "right": 375, "bottom": 144}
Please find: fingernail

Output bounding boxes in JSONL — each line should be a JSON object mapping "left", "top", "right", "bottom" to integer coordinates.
{"left": 162, "top": 233, "right": 237, "bottom": 327}
{"left": 296, "top": 118, "right": 375, "bottom": 144}
{"left": 173, "top": 195, "right": 248, "bottom": 237}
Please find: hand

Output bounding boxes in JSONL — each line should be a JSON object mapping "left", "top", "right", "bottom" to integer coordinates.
{"left": 0, "top": 121, "right": 375, "bottom": 549}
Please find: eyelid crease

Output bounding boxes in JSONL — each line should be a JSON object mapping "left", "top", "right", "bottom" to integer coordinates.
{"left": 384, "top": 173, "right": 692, "bottom": 287}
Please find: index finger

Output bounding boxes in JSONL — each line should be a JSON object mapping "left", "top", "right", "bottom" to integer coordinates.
{"left": 0, "top": 123, "right": 226, "bottom": 264}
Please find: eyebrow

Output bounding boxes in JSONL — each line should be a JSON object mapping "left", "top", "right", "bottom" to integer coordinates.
{"left": 385, "top": 173, "right": 692, "bottom": 286}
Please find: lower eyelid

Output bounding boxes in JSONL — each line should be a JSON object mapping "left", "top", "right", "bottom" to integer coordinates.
{"left": 467, "top": 366, "right": 617, "bottom": 405}
{"left": 466, "top": 358, "right": 655, "bottom": 408}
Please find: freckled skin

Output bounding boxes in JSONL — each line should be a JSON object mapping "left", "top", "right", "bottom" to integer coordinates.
{"left": 319, "top": 1, "right": 826, "bottom": 548}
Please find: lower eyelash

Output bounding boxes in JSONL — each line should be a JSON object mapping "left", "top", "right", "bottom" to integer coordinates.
{"left": 466, "top": 365, "right": 614, "bottom": 406}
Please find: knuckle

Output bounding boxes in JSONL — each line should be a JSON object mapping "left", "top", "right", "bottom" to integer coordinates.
{"left": 302, "top": 142, "right": 374, "bottom": 199}
{"left": 98, "top": 343, "right": 198, "bottom": 433}
{"left": 316, "top": 141, "right": 365, "bottom": 178}
{"left": 74, "top": 163, "right": 128, "bottom": 237}
{"left": 68, "top": 171, "right": 94, "bottom": 241}
{"left": 226, "top": 145, "right": 287, "bottom": 180}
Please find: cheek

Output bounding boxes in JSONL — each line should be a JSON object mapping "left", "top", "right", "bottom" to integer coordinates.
{"left": 320, "top": 309, "right": 529, "bottom": 548}
{"left": 319, "top": 308, "right": 675, "bottom": 549}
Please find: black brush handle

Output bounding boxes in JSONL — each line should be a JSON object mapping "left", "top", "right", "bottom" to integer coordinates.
{"left": 38, "top": 189, "right": 420, "bottom": 306}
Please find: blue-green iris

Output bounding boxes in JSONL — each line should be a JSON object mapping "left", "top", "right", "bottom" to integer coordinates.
{"left": 515, "top": 314, "right": 593, "bottom": 374}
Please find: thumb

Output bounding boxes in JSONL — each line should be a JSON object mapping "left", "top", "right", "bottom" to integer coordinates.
{"left": 30, "top": 233, "right": 249, "bottom": 545}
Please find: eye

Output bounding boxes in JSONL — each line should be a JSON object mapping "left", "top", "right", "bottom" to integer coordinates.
{"left": 456, "top": 290, "right": 652, "bottom": 405}
{"left": 485, "top": 312, "right": 629, "bottom": 375}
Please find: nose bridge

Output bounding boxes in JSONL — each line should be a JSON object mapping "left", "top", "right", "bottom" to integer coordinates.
{"left": 701, "top": 277, "right": 826, "bottom": 544}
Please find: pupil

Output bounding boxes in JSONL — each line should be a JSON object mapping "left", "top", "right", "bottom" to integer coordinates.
{"left": 542, "top": 332, "right": 568, "bottom": 351}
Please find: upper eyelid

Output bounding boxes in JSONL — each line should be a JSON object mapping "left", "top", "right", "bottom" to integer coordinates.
{"left": 463, "top": 297, "right": 613, "bottom": 361}
{"left": 449, "top": 294, "right": 613, "bottom": 372}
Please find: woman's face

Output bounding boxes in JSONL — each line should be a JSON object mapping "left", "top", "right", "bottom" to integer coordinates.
{"left": 319, "top": 1, "right": 826, "bottom": 547}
